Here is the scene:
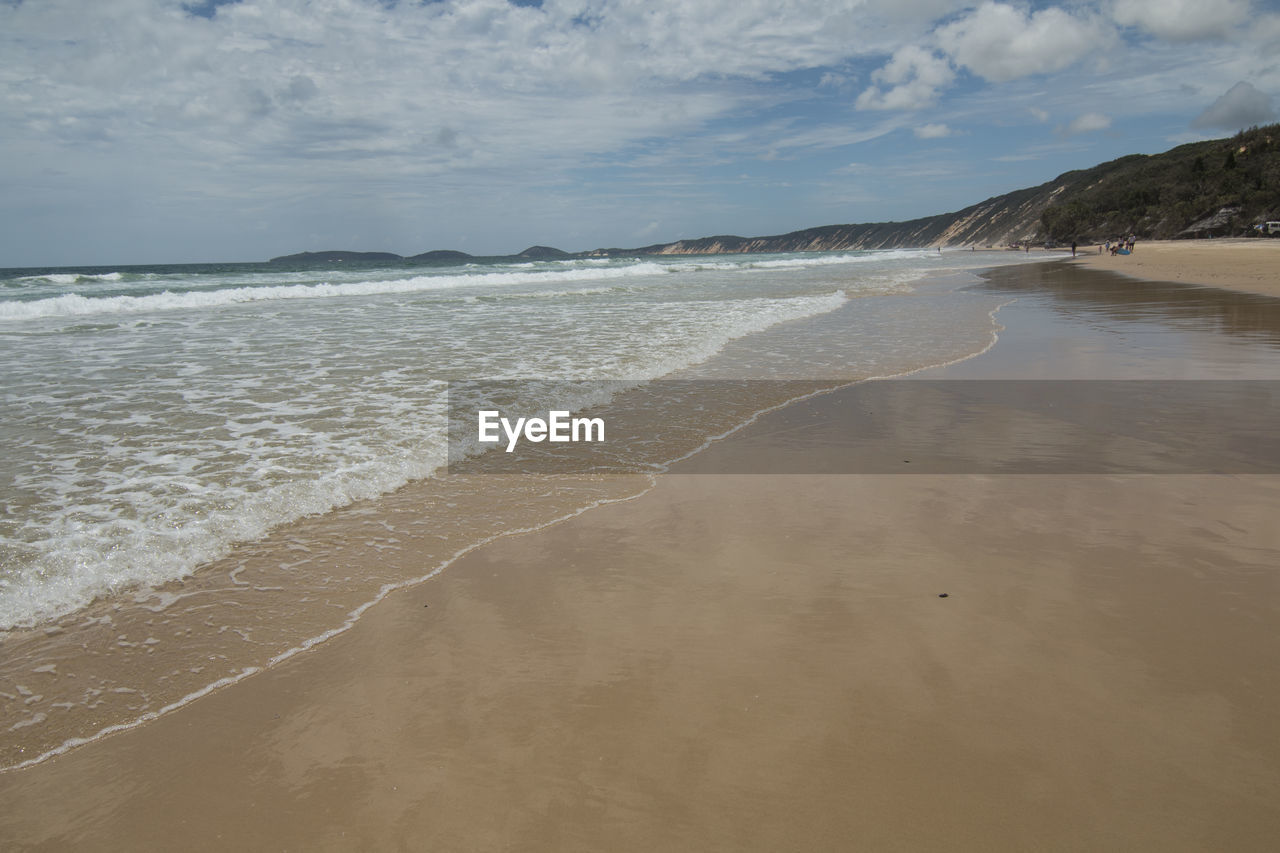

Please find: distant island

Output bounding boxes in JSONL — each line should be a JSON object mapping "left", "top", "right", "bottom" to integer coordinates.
{"left": 269, "top": 124, "right": 1279, "bottom": 263}
{"left": 267, "top": 250, "right": 405, "bottom": 264}
{"left": 267, "top": 246, "right": 573, "bottom": 265}
{"left": 517, "top": 246, "right": 573, "bottom": 260}
{"left": 409, "top": 250, "right": 473, "bottom": 262}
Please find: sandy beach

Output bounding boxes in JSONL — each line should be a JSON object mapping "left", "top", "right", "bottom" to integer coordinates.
{"left": 3, "top": 253, "right": 1280, "bottom": 851}
{"left": 1069, "top": 238, "right": 1280, "bottom": 298}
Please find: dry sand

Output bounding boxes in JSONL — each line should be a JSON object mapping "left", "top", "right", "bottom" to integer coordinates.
{"left": 2, "top": 254, "right": 1280, "bottom": 851}
{"left": 1069, "top": 238, "right": 1280, "bottom": 297}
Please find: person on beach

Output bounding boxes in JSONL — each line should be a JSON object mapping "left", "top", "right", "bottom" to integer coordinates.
{"left": 1071, "top": 240, "right": 1077, "bottom": 257}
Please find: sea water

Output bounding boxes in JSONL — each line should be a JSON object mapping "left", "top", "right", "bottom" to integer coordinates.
{"left": 0, "top": 249, "right": 1042, "bottom": 768}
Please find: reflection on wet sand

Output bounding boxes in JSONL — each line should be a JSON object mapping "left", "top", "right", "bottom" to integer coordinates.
{"left": 980, "top": 260, "right": 1280, "bottom": 348}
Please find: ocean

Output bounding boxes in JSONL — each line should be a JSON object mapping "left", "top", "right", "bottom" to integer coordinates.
{"left": 0, "top": 248, "right": 1043, "bottom": 768}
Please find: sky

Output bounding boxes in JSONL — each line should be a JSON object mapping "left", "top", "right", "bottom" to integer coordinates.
{"left": 2, "top": 0, "right": 1279, "bottom": 266}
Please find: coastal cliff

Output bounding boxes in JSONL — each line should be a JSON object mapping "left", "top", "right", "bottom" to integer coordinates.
{"left": 585, "top": 183, "right": 1064, "bottom": 255}
{"left": 631, "top": 180, "right": 1053, "bottom": 253}
{"left": 582, "top": 180, "right": 1058, "bottom": 255}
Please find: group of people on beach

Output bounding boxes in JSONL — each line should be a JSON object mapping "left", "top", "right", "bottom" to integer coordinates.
{"left": 1104, "top": 234, "right": 1137, "bottom": 255}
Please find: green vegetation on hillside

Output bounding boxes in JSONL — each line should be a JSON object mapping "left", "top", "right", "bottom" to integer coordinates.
{"left": 1041, "top": 124, "right": 1280, "bottom": 242}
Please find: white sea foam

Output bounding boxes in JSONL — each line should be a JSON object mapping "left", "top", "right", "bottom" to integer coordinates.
{"left": 665, "top": 249, "right": 934, "bottom": 272}
{"left": 0, "top": 269, "right": 850, "bottom": 629}
{"left": 0, "top": 252, "right": 934, "bottom": 321}
{"left": 15, "top": 272, "right": 124, "bottom": 284}
{"left": 0, "top": 264, "right": 676, "bottom": 320}
{"left": 2, "top": 250, "right": 1022, "bottom": 634}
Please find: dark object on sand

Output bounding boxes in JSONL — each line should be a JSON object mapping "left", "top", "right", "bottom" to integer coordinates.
{"left": 938, "top": 593, "right": 949, "bottom": 598}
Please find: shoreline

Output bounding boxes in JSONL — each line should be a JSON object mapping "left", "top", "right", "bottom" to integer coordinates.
{"left": 3, "top": 253, "right": 1280, "bottom": 849}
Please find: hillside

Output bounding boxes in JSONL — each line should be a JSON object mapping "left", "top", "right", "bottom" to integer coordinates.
{"left": 518, "top": 246, "right": 573, "bottom": 259}
{"left": 268, "top": 250, "right": 404, "bottom": 264}
{"left": 1038, "top": 125, "right": 1279, "bottom": 242}
{"left": 597, "top": 124, "right": 1280, "bottom": 254}
{"left": 408, "top": 250, "right": 474, "bottom": 262}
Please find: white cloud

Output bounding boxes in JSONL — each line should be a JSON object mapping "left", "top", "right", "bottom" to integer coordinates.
{"left": 1061, "top": 112, "right": 1112, "bottom": 134}
{"left": 914, "top": 122, "right": 952, "bottom": 138}
{"left": 758, "top": 118, "right": 909, "bottom": 155}
{"left": 863, "top": 0, "right": 961, "bottom": 23}
{"left": 935, "top": 2, "right": 1105, "bottom": 83}
{"left": 818, "top": 71, "right": 857, "bottom": 92}
{"left": 1191, "top": 81, "right": 1277, "bottom": 130}
{"left": 1113, "top": 0, "right": 1251, "bottom": 41}
{"left": 853, "top": 3, "right": 1107, "bottom": 113}
{"left": 856, "top": 45, "right": 955, "bottom": 110}
{"left": 0, "top": 1, "right": 889, "bottom": 172}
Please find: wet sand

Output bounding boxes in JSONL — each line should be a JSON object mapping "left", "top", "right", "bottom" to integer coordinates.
{"left": 3, "top": 261, "right": 1280, "bottom": 850}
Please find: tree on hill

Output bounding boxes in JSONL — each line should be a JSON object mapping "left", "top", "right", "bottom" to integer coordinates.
{"left": 1040, "top": 124, "right": 1280, "bottom": 242}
